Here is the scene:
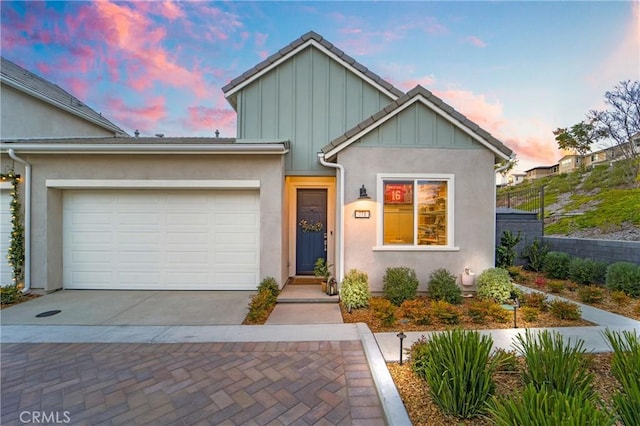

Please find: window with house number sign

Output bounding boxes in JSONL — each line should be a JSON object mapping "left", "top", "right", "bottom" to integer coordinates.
{"left": 380, "top": 174, "right": 454, "bottom": 247}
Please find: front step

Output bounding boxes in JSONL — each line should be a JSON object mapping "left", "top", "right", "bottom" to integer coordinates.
{"left": 277, "top": 283, "right": 339, "bottom": 304}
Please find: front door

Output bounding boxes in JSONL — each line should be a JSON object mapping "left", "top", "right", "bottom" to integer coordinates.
{"left": 296, "top": 189, "right": 327, "bottom": 275}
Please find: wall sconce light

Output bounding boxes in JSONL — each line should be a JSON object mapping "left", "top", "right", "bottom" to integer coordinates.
{"left": 358, "top": 184, "right": 371, "bottom": 200}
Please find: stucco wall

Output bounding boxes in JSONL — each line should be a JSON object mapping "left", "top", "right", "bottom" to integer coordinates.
{"left": 8, "top": 153, "right": 285, "bottom": 291}
{"left": 1, "top": 85, "right": 117, "bottom": 139}
{"left": 338, "top": 146, "right": 496, "bottom": 292}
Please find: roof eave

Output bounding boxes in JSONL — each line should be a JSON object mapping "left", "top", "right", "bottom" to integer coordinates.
{"left": 1, "top": 76, "right": 129, "bottom": 136}
{"left": 0, "top": 142, "right": 289, "bottom": 155}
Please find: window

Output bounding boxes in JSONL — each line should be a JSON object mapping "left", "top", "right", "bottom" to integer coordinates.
{"left": 378, "top": 174, "right": 454, "bottom": 248}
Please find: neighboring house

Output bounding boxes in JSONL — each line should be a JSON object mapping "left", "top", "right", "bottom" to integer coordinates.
{"left": 507, "top": 172, "right": 526, "bottom": 186}
{"left": 525, "top": 164, "right": 559, "bottom": 181}
{"left": 558, "top": 154, "right": 581, "bottom": 174}
{"left": 0, "top": 57, "right": 127, "bottom": 139}
{"left": 0, "top": 32, "right": 513, "bottom": 293}
{"left": 0, "top": 57, "right": 127, "bottom": 286}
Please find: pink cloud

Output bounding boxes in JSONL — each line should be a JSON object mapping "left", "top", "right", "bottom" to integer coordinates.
{"left": 105, "top": 96, "right": 167, "bottom": 133}
{"left": 434, "top": 89, "right": 506, "bottom": 132}
{"left": 158, "top": 1, "right": 184, "bottom": 21}
{"left": 400, "top": 75, "right": 437, "bottom": 91}
{"left": 184, "top": 106, "right": 237, "bottom": 135}
{"left": 65, "top": 77, "right": 91, "bottom": 100}
{"left": 463, "top": 36, "right": 487, "bottom": 48}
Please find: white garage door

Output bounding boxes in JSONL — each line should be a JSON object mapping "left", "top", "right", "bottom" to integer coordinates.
{"left": 63, "top": 189, "right": 259, "bottom": 290}
{"left": 0, "top": 186, "right": 12, "bottom": 286}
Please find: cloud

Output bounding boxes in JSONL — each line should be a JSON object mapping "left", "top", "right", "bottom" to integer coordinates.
{"left": 463, "top": 36, "right": 487, "bottom": 48}
{"left": 105, "top": 96, "right": 167, "bottom": 133}
{"left": 399, "top": 75, "right": 437, "bottom": 91}
{"left": 184, "top": 106, "right": 237, "bottom": 135}
{"left": 158, "top": 1, "right": 185, "bottom": 21}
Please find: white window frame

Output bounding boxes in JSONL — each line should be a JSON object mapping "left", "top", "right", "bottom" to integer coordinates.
{"left": 374, "top": 173, "right": 458, "bottom": 252}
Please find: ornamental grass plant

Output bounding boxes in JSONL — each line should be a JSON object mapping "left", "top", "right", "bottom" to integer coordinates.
{"left": 603, "top": 329, "right": 640, "bottom": 426}
{"left": 411, "top": 329, "right": 497, "bottom": 419}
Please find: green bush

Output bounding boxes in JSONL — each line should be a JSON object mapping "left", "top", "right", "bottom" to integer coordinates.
{"left": 382, "top": 266, "right": 419, "bottom": 306}
{"left": 577, "top": 285, "right": 605, "bottom": 304}
{"left": 257, "top": 276, "right": 280, "bottom": 298}
{"left": 496, "top": 231, "right": 522, "bottom": 268}
{"left": 411, "top": 329, "right": 497, "bottom": 419}
{"left": 520, "top": 306, "right": 540, "bottom": 322}
{"left": 606, "top": 262, "right": 640, "bottom": 297}
{"left": 399, "top": 299, "right": 431, "bottom": 325}
{"left": 491, "top": 348, "right": 519, "bottom": 372}
{"left": 339, "top": 269, "right": 371, "bottom": 311}
{"left": 369, "top": 298, "right": 397, "bottom": 326}
{"left": 514, "top": 330, "right": 595, "bottom": 399}
{"left": 487, "top": 383, "right": 616, "bottom": 426}
{"left": 549, "top": 300, "right": 581, "bottom": 320}
{"left": 0, "top": 284, "right": 23, "bottom": 305}
{"left": 568, "top": 258, "right": 607, "bottom": 285}
{"left": 476, "top": 268, "right": 513, "bottom": 303}
{"left": 603, "top": 329, "right": 640, "bottom": 426}
{"left": 543, "top": 252, "right": 571, "bottom": 279}
{"left": 547, "top": 280, "right": 565, "bottom": 293}
{"left": 521, "top": 239, "right": 549, "bottom": 272}
{"left": 427, "top": 268, "right": 462, "bottom": 305}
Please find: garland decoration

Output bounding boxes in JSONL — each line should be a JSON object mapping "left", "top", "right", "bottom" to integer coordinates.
{"left": 298, "top": 219, "right": 323, "bottom": 233}
{"left": 0, "top": 171, "right": 24, "bottom": 286}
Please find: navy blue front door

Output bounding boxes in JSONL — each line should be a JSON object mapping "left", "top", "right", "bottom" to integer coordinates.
{"left": 296, "top": 189, "right": 327, "bottom": 275}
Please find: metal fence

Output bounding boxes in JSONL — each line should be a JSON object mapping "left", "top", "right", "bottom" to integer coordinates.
{"left": 496, "top": 186, "right": 545, "bottom": 220}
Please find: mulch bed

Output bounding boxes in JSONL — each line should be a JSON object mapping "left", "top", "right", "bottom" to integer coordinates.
{"left": 388, "top": 353, "right": 621, "bottom": 425}
{"left": 340, "top": 296, "right": 593, "bottom": 333}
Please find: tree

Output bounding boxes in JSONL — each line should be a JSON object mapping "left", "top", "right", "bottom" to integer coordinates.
{"left": 555, "top": 80, "right": 640, "bottom": 186}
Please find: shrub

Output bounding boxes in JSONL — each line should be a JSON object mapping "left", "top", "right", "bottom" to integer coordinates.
{"left": 568, "top": 258, "right": 607, "bottom": 285}
{"left": 610, "top": 290, "right": 629, "bottom": 305}
{"left": 0, "top": 284, "right": 23, "bottom": 305}
{"left": 546, "top": 280, "right": 565, "bottom": 293}
{"left": 430, "top": 300, "right": 460, "bottom": 324}
{"left": 487, "top": 383, "right": 616, "bottom": 426}
{"left": 369, "top": 298, "right": 397, "bottom": 326}
{"left": 565, "top": 281, "right": 578, "bottom": 292}
{"left": 549, "top": 300, "right": 581, "bottom": 320}
{"left": 506, "top": 265, "right": 524, "bottom": 282}
{"left": 520, "top": 306, "right": 539, "bottom": 322}
{"left": 603, "top": 329, "right": 640, "bottom": 426}
{"left": 427, "top": 268, "right": 462, "bottom": 305}
{"left": 522, "top": 291, "right": 548, "bottom": 311}
{"left": 543, "top": 252, "right": 571, "bottom": 279}
{"left": 577, "top": 285, "right": 605, "bottom": 304}
{"left": 399, "top": 299, "right": 431, "bottom": 325}
{"left": 466, "top": 299, "right": 492, "bottom": 324}
{"left": 245, "top": 289, "right": 276, "bottom": 324}
{"left": 514, "top": 330, "right": 595, "bottom": 400}
{"left": 606, "top": 262, "right": 640, "bottom": 297}
{"left": 411, "top": 329, "right": 498, "bottom": 418}
{"left": 491, "top": 348, "right": 519, "bottom": 372}
{"left": 496, "top": 230, "right": 522, "bottom": 269}
{"left": 476, "top": 268, "right": 513, "bottom": 303}
{"left": 339, "top": 269, "right": 371, "bottom": 311}
{"left": 489, "top": 304, "right": 511, "bottom": 323}
{"left": 521, "top": 239, "right": 549, "bottom": 272}
{"left": 257, "top": 276, "right": 280, "bottom": 298}
{"left": 382, "top": 266, "right": 419, "bottom": 306}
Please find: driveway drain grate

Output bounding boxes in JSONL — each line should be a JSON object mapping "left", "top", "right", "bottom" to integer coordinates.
{"left": 35, "top": 310, "right": 61, "bottom": 318}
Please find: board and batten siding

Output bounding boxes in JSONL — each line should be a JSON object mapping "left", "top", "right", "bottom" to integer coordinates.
{"left": 358, "top": 102, "right": 484, "bottom": 149}
{"left": 237, "top": 46, "right": 395, "bottom": 174}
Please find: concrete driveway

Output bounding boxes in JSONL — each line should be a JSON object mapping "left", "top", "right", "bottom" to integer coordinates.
{"left": 0, "top": 290, "right": 253, "bottom": 326}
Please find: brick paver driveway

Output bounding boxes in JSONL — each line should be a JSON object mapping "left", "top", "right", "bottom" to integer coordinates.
{"left": 1, "top": 341, "right": 385, "bottom": 425}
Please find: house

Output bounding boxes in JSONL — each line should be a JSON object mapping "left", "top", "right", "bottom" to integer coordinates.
{"left": 0, "top": 57, "right": 127, "bottom": 139}
{"left": 525, "top": 164, "right": 559, "bottom": 180}
{"left": 0, "top": 32, "right": 513, "bottom": 293}
{"left": 0, "top": 57, "right": 127, "bottom": 286}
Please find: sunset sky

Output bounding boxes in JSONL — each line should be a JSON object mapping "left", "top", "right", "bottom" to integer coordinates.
{"left": 1, "top": 1, "right": 638, "bottom": 173}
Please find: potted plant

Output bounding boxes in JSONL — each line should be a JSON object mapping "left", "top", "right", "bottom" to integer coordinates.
{"left": 314, "top": 257, "right": 332, "bottom": 293}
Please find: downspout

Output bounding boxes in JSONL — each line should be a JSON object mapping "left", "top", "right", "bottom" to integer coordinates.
{"left": 318, "top": 152, "right": 345, "bottom": 282}
{"left": 8, "top": 149, "right": 31, "bottom": 293}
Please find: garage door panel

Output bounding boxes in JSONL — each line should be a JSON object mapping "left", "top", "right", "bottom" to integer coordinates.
{"left": 63, "top": 189, "right": 259, "bottom": 290}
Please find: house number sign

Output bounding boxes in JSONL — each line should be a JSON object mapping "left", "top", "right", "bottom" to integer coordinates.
{"left": 354, "top": 210, "right": 370, "bottom": 219}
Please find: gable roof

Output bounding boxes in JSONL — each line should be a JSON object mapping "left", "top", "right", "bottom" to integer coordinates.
{"left": 222, "top": 31, "right": 404, "bottom": 109}
{"left": 1, "top": 57, "right": 128, "bottom": 136}
{"left": 322, "top": 85, "right": 513, "bottom": 161}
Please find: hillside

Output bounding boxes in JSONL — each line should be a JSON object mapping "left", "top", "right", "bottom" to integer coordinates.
{"left": 498, "top": 162, "right": 640, "bottom": 241}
